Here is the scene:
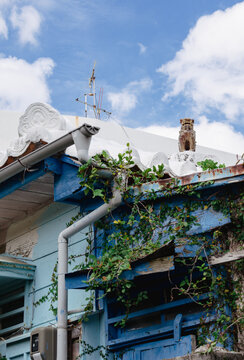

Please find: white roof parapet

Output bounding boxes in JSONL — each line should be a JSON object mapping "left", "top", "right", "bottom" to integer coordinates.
{"left": 0, "top": 103, "right": 238, "bottom": 177}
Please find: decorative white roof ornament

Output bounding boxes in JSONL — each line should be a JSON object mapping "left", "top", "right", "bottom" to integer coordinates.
{"left": 149, "top": 152, "right": 170, "bottom": 174}
{"left": 7, "top": 136, "right": 31, "bottom": 157}
{"left": 0, "top": 103, "right": 68, "bottom": 167}
{"left": 0, "top": 151, "right": 8, "bottom": 167}
{"left": 169, "top": 151, "right": 197, "bottom": 176}
{"left": 18, "top": 102, "right": 66, "bottom": 137}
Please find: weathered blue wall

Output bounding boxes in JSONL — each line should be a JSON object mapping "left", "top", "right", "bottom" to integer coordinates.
{"left": 31, "top": 202, "right": 89, "bottom": 328}
{"left": 1, "top": 201, "right": 93, "bottom": 359}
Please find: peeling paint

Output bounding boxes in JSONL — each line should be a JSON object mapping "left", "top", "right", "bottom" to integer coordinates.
{"left": 6, "top": 228, "right": 38, "bottom": 258}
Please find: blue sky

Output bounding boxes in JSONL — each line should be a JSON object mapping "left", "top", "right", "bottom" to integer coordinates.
{"left": 0, "top": 0, "right": 244, "bottom": 154}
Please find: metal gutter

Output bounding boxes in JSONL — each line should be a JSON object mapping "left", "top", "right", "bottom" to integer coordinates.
{"left": 0, "top": 124, "right": 99, "bottom": 185}
{"left": 134, "top": 163, "right": 244, "bottom": 197}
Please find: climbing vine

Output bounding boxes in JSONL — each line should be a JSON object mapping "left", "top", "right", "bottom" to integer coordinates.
{"left": 74, "top": 146, "right": 244, "bottom": 352}
{"left": 36, "top": 145, "right": 244, "bottom": 357}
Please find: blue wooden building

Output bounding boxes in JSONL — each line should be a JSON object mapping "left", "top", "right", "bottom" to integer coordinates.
{"left": 0, "top": 103, "right": 243, "bottom": 360}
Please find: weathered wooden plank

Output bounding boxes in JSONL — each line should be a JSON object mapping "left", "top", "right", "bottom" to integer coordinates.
{"left": 0, "top": 208, "right": 25, "bottom": 219}
{"left": 107, "top": 293, "right": 210, "bottom": 325}
{"left": 159, "top": 208, "right": 230, "bottom": 246}
{"left": 123, "top": 256, "right": 174, "bottom": 279}
{"left": 115, "top": 335, "right": 196, "bottom": 359}
{"left": 0, "top": 322, "right": 24, "bottom": 336}
{"left": 66, "top": 255, "right": 174, "bottom": 290}
{"left": 0, "top": 199, "right": 37, "bottom": 211}
{"left": 174, "top": 314, "right": 183, "bottom": 341}
{"left": 131, "top": 241, "right": 174, "bottom": 264}
{"left": 0, "top": 163, "right": 46, "bottom": 198}
{"left": 44, "top": 157, "right": 62, "bottom": 175}
{"left": 22, "top": 181, "right": 53, "bottom": 195}
{"left": 54, "top": 162, "right": 81, "bottom": 202}
{"left": 109, "top": 316, "right": 215, "bottom": 348}
{"left": 5, "top": 189, "right": 52, "bottom": 203}
{"left": 35, "top": 172, "right": 54, "bottom": 184}
{"left": 0, "top": 291, "right": 25, "bottom": 306}
{"left": 0, "top": 306, "right": 25, "bottom": 320}
{"left": 0, "top": 263, "right": 35, "bottom": 280}
{"left": 209, "top": 250, "right": 244, "bottom": 265}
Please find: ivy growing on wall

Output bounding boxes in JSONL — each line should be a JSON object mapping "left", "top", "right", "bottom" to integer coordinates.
{"left": 75, "top": 146, "right": 243, "bottom": 350}
{"left": 36, "top": 145, "right": 244, "bottom": 357}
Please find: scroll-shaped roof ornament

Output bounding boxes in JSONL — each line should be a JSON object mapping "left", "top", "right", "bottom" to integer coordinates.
{"left": 18, "top": 102, "right": 66, "bottom": 137}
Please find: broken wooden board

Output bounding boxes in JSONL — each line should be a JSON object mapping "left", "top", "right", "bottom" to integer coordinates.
{"left": 209, "top": 250, "right": 244, "bottom": 265}
{"left": 122, "top": 255, "right": 174, "bottom": 280}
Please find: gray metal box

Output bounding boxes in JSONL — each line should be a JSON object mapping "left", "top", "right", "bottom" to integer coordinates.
{"left": 30, "top": 326, "right": 57, "bottom": 360}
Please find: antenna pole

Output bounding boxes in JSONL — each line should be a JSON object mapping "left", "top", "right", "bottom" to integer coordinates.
{"left": 76, "top": 61, "right": 111, "bottom": 119}
{"left": 84, "top": 94, "right": 88, "bottom": 117}
{"left": 93, "top": 76, "right": 96, "bottom": 108}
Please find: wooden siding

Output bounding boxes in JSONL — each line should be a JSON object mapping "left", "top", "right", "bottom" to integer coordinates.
{"left": 0, "top": 173, "right": 54, "bottom": 229}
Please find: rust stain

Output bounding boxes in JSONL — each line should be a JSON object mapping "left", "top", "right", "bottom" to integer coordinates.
{"left": 178, "top": 163, "right": 243, "bottom": 186}
{"left": 156, "top": 178, "right": 173, "bottom": 187}
{"left": 228, "top": 163, "right": 244, "bottom": 176}
{"left": 136, "top": 163, "right": 244, "bottom": 191}
{"left": 178, "top": 173, "right": 195, "bottom": 186}
{"left": 0, "top": 141, "right": 47, "bottom": 169}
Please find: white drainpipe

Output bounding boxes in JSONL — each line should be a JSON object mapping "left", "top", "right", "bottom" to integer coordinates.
{"left": 0, "top": 122, "right": 102, "bottom": 359}
{"left": 57, "top": 185, "right": 122, "bottom": 360}
{"left": 0, "top": 119, "right": 120, "bottom": 359}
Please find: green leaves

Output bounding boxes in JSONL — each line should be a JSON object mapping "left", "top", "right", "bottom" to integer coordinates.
{"left": 92, "top": 189, "right": 104, "bottom": 198}
{"left": 38, "top": 143, "right": 243, "bottom": 354}
{"left": 197, "top": 159, "right": 226, "bottom": 171}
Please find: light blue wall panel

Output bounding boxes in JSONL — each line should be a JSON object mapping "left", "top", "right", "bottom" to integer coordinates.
{"left": 82, "top": 313, "right": 101, "bottom": 360}
{"left": 4, "top": 336, "right": 30, "bottom": 360}
{"left": 33, "top": 252, "right": 58, "bottom": 290}
{"left": 31, "top": 203, "right": 93, "bottom": 329}
{"left": 68, "top": 289, "right": 89, "bottom": 313}
{"left": 32, "top": 204, "right": 80, "bottom": 260}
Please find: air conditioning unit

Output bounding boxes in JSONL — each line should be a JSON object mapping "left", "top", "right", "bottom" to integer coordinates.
{"left": 30, "top": 327, "right": 57, "bottom": 360}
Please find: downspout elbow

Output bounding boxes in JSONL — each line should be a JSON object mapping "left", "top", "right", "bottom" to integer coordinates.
{"left": 72, "top": 124, "right": 99, "bottom": 163}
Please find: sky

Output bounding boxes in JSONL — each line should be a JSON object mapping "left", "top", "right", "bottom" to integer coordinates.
{"left": 0, "top": 0, "right": 244, "bottom": 155}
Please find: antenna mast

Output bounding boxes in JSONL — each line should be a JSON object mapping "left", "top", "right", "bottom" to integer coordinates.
{"left": 89, "top": 61, "right": 96, "bottom": 109}
{"left": 76, "top": 62, "right": 111, "bottom": 119}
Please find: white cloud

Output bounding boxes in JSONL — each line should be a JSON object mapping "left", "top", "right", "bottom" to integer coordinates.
{"left": 0, "top": 13, "right": 7, "bottom": 38}
{"left": 108, "top": 91, "right": 137, "bottom": 114}
{"left": 10, "top": 5, "right": 42, "bottom": 45}
{"left": 0, "top": 56, "right": 55, "bottom": 111}
{"left": 158, "top": 1, "right": 244, "bottom": 121}
{"left": 107, "top": 78, "right": 152, "bottom": 115}
{"left": 0, "top": 0, "right": 11, "bottom": 7}
{"left": 139, "top": 117, "right": 244, "bottom": 155}
{"left": 138, "top": 42, "right": 147, "bottom": 54}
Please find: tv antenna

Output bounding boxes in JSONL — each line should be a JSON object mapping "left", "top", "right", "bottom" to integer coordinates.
{"left": 76, "top": 62, "right": 111, "bottom": 119}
